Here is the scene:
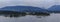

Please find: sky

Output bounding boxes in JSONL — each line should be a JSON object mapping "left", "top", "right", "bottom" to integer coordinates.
{"left": 0, "top": 0, "right": 60, "bottom": 9}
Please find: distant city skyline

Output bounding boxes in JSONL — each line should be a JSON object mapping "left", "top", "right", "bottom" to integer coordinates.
{"left": 0, "top": 0, "right": 60, "bottom": 9}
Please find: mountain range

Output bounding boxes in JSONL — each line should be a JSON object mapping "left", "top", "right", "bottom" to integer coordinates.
{"left": 0, "top": 6, "right": 47, "bottom": 12}
{"left": 0, "top": 5, "right": 60, "bottom": 13}
{"left": 48, "top": 5, "right": 60, "bottom": 13}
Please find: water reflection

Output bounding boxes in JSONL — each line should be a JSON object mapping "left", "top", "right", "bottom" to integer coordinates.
{"left": 0, "top": 13, "right": 51, "bottom": 22}
{"left": 3, "top": 14, "right": 26, "bottom": 17}
{"left": 0, "top": 13, "right": 60, "bottom": 22}
{"left": 0, "top": 14, "right": 50, "bottom": 18}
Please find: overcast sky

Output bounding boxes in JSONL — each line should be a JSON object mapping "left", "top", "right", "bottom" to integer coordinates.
{"left": 0, "top": 0, "right": 60, "bottom": 9}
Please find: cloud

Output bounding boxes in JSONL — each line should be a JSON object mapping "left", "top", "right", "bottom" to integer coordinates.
{"left": 0, "top": 0, "right": 59, "bottom": 9}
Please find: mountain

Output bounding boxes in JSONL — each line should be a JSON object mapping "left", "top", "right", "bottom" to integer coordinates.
{"left": 0, "top": 6, "right": 47, "bottom": 12}
{"left": 48, "top": 5, "right": 60, "bottom": 13}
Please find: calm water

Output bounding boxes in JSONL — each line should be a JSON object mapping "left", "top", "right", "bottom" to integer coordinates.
{"left": 0, "top": 13, "right": 60, "bottom": 22}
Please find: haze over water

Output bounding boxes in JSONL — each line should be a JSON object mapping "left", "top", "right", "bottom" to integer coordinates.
{"left": 0, "top": 13, "right": 59, "bottom": 22}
